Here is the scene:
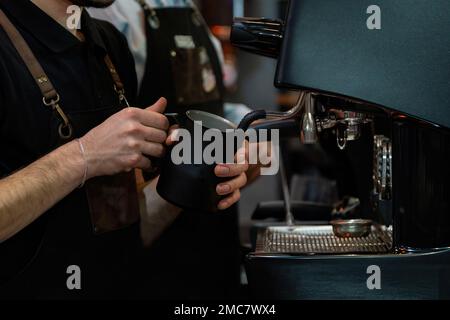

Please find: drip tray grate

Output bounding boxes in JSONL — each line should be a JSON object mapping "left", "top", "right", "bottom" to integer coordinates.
{"left": 255, "top": 225, "right": 392, "bottom": 255}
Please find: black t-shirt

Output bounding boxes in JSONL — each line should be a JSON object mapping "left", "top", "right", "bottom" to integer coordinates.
{"left": 0, "top": 0, "right": 140, "bottom": 298}
{"left": 0, "top": 0, "right": 137, "bottom": 171}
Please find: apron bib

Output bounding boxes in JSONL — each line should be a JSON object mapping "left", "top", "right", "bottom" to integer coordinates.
{"left": 138, "top": 6, "right": 225, "bottom": 117}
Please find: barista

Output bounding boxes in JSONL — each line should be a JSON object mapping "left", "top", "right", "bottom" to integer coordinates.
{"left": 90, "top": 0, "right": 261, "bottom": 299}
{"left": 0, "top": 0, "right": 172, "bottom": 298}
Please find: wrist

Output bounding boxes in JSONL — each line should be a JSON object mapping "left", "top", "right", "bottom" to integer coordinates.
{"left": 77, "top": 134, "right": 99, "bottom": 180}
{"left": 75, "top": 139, "right": 88, "bottom": 187}
{"left": 57, "top": 140, "right": 89, "bottom": 189}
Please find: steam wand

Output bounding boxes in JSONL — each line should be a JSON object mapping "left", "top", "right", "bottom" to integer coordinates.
{"left": 238, "top": 91, "right": 307, "bottom": 130}
{"left": 279, "top": 152, "right": 294, "bottom": 226}
{"left": 236, "top": 91, "right": 320, "bottom": 226}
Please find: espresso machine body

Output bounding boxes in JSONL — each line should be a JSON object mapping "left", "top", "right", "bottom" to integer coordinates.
{"left": 276, "top": 0, "right": 450, "bottom": 129}
{"left": 233, "top": 0, "right": 450, "bottom": 299}
{"left": 275, "top": 0, "right": 450, "bottom": 250}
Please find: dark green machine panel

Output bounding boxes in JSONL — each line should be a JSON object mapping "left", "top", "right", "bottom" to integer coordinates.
{"left": 276, "top": 0, "right": 450, "bottom": 128}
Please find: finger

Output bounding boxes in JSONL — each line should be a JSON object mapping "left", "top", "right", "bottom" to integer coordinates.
{"left": 146, "top": 97, "right": 167, "bottom": 114}
{"left": 235, "top": 140, "right": 250, "bottom": 164}
{"left": 135, "top": 155, "right": 151, "bottom": 170}
{"left": 256, "top": 141, "right": 272, "bottom": 165}
{"left": 215, "top": 161, "right": 249, "bottom": 178}
{"left": 168, "top": 124, "right": 179, "bottom": 132}
{"left": 140, "top": 141, "right": 166, "bottom": 158}
{"left": 131, "top": 98, "right": 169, "bottom": 130}
{"left": 216, "top": 173, "right": 247, "bottom": 196}
{"left": 140, "top": 126, "right": 168, "bottom": 144}
{"left": 218, "top": 190, "right": 241, "bottom": 210}
{"left": 137, "top": 109, "right": 170, "bottom": 131}
{"left": 247, "top": 142, "right": 261, "bottom": 165}
{"left": 166, "top": 127, "right": 181, "bottom": 146}
{"left": 124, "top": 154, "right": 151, "bottom": 171}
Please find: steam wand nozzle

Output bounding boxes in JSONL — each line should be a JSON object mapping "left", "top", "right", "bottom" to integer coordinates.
{"left": 301, "top": 93, "right": 318, "bottom": 144}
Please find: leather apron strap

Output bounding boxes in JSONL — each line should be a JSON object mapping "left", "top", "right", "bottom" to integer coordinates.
{"left": 0, "top": 8, "right": 129, "bottom": 139}
{"left": 0, "top": 8, "right": 57, "bottom": 101}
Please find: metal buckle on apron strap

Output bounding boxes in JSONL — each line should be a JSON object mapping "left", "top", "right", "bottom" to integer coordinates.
{"left": 135, "top": 0, "right": 160, "bottom": 29}
{"left": 0, "top": 8, "right": 75, "bottom": 140}
{"left": 0, "top": 7, "right": 129, "bottom": 141}
{"left": 114, "top": 85, "right": 131, "bottom": 108}
{"left": 147, "top": 10, "right": 160, "bottom": 30}
{"left": 42, "top": 94, "right": 73, "bottom": 139}
{"left": 105, "top": 55, "right": 131, "bottom": 108}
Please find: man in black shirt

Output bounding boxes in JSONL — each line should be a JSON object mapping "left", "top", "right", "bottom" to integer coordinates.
{"left": 0, "top": 0, "right": 171, "bottom": 298}
{"left": 0, "top": 0, "right": 251, "bottom": 299}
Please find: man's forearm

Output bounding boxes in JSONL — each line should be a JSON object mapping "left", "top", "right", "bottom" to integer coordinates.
{"left": 140, "top": 176, "right": 182, "bottom": 247}
{"left": 0, "top": 140, "right": 85, "bottom": 242}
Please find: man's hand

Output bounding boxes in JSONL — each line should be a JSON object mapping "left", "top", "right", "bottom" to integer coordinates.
{"left": 81, "top": 97, "right": 169, "bottom": 178}
{"left": 215, "top": 140, "right": 271, "bottom": 210}
{"left": 214, "top": 141, "right": 249, "bottom": 210}
{"left": 0, "top": 98, "right": 171, "bottom": 242}
{"left": 166, "top": 127, "right": 266, "bottom": 211}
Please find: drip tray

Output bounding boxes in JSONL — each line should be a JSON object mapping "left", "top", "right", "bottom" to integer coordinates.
{"left": 255, "top": 225, "right": 393, "bottom": 255}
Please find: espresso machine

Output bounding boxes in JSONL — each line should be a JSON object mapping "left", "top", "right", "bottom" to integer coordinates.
{"left": 231, "top": 0, "right": 450, "bottom": 299}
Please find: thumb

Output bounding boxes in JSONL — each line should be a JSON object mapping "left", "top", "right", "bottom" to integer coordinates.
{"left": 146, "top": 97, "right": 167, "bottom": 114}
